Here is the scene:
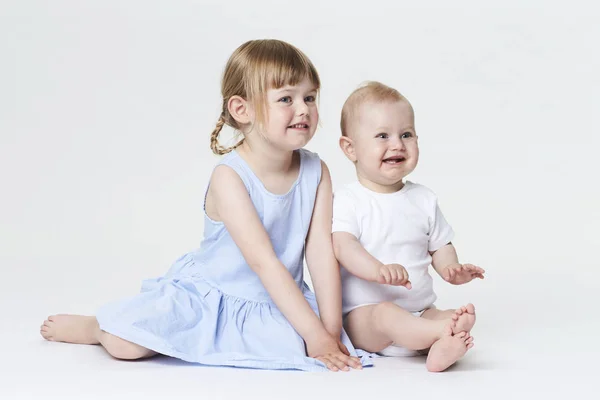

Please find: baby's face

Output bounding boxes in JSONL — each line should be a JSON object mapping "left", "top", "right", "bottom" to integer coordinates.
{"left": 345, "top": 100, "right": 419, "bottom": 192}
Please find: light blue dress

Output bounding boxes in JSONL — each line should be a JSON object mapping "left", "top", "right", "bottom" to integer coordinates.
{"left": 95, "top": 148, "right": 373, "bottom": 371}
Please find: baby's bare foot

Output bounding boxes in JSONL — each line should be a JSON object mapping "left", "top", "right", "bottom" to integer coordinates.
{"left": 451, "top": 303, "right": 476, "bottom": 334}
{"left": 426, "top": 327, "right": 474, "bottom": 372}
{"left": 40, "top": 314, "right": 101, "bottom": 345}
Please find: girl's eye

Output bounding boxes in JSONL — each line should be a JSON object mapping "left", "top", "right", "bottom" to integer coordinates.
{"left": 305, "top": 95, "right": 316, "bottom": 102}
{"left": 376, "top": 133, "right": 388, "bottom": 139}
{"left": 278, "top": 96, "right": 292, "bottom": 103}
{"left": 401, "top": 132, "right": 413, "bottom": 139}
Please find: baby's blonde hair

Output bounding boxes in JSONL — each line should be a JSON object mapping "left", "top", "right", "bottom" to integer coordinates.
{"left": 211, "top": 39, "right": 321, "bottom": 155}
{"left": 340, "top": 81, "right": 408, "bottom": 137}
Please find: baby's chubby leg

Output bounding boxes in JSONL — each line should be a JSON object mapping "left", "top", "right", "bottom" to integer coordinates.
{"left": 343, "top": 302, "right": 456, "bottom": 353}
{"left": 425, "top": 327, "right": 474, "bottom": 372}
{"left": 421, "top": 304, "right": 476, "bottom": 334}
{"left": 41, "top": 314, "right": 155, "bottom": 360}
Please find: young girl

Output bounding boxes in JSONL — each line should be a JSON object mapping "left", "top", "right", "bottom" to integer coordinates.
{"left": 40, "top": 39, "right": 370, "bottom": 372}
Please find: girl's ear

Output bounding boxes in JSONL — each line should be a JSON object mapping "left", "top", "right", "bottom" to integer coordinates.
{"left": 339, "top": 136, "right": 357, "bottom": 162}
{"left": 227, "top": 96, "right": 252, "bottom": 125}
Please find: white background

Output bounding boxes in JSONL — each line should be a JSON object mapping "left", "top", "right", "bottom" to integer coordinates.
{"left": 1, "top": 0, "right": 598, "bottom": 399}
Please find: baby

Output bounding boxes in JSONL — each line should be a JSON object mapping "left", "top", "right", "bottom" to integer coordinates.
{"left": 332, "top": 81, "right": 485, "bottom": 372}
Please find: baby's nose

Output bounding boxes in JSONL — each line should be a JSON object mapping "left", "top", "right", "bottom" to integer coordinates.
{"left": 390, "top": 137, "right": 406, "bottom": 150}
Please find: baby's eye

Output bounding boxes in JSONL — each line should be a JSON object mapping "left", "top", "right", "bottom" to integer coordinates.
{"left": 305, "top": 95, "right": 316, "bottom": 102}
{"left": 401, "top": 132, "right": 413, "bottom": 139}
{"left": 376, "top": 133, "right": 388, "bottom": 139}
{"left": 278, "top": 96, "right": 292, "bottom": 103}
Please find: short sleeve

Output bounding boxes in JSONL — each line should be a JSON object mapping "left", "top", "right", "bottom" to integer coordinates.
{"left": 332, "top": 190, "right": 360, "bottom": 239}
{"left": 428, "top": 200, "right": 455, "bottom": 252}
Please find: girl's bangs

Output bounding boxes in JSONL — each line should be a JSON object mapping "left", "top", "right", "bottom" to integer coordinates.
{"left": 256, "top": 44, "right": 320, "bottom": 90}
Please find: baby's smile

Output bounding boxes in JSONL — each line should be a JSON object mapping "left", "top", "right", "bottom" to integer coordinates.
{"left": 382, "top": 155, "right": 406, "bottom": 164}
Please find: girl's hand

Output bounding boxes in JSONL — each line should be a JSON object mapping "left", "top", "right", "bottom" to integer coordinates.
{"left": 377, "top": 263, "right": 412, "bottom": 289}
{"left": 306, "top": 334, "right": 363, "bottom": 372}
{"left": 443, "top": 263, "right": 485, "bottom": 285}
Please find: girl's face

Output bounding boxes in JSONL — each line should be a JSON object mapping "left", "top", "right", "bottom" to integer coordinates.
{"left": 256, "top": 77, "right": 319, "bottom": 151}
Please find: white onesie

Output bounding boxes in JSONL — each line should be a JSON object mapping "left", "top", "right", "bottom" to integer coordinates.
{"left": 332, "top": 180, "right": 455, "bottom": 317}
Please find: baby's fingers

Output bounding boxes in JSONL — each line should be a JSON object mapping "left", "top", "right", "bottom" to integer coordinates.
{"left": 378, "top": 269, "right": 390, "bottom": 284}
{"left": 401, "top": 269, "right": 412, "bottom": 289}
{"left": 465, "top": 264, "right": 485, "bottom": 274}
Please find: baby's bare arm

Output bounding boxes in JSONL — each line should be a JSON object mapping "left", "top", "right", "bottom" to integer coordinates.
{"left": 332, "top": 232, "right": 382, "bottom": 282}
{"left": 430, "top": 243, "right": 459, "bottom": 277}
{"left": 430, "top": 243, "right": 485, "bottom": 284}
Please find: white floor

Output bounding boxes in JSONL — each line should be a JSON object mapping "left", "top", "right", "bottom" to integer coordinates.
{"left": 4, "top": 269, "right": 596, "bottom": 400}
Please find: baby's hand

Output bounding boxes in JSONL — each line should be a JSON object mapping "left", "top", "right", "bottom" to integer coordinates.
{"left": 442, "top": 263, "right": 485, "bottom": 285}
{"left": 377, "top": 263, "right": 412, "bottom": 289}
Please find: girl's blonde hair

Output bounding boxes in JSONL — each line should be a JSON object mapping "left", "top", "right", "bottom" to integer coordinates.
{"left": 210, "top": 39, "right": 321, "bottom": 155}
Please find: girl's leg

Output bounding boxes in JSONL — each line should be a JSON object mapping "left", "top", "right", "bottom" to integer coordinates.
{"left": 343, "top": 302, "right": 453, "bottom": 352}
{"left": 41, "top": 314, "right": 156, "bottom": 360}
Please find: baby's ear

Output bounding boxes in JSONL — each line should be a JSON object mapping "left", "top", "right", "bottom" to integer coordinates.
{"left": 339, "top": 136, "right": 357, "bottom": 162}
{"left": 227, "top": 95, "right": 252, "bottom": 125}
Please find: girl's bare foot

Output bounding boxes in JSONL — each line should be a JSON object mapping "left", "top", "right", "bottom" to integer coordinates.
{"left": 451, "top": 303, "right": 476, "bottom": 334}
{"left": 425, "top": 327, "right": 474, "bottom": 372}
{"left": 40, "top": 314, "right": 101, "bottom": 345}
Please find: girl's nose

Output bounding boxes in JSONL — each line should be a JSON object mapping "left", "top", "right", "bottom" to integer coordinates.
{"left": 296, "top": 102, "right": 309, "bottom": 116}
